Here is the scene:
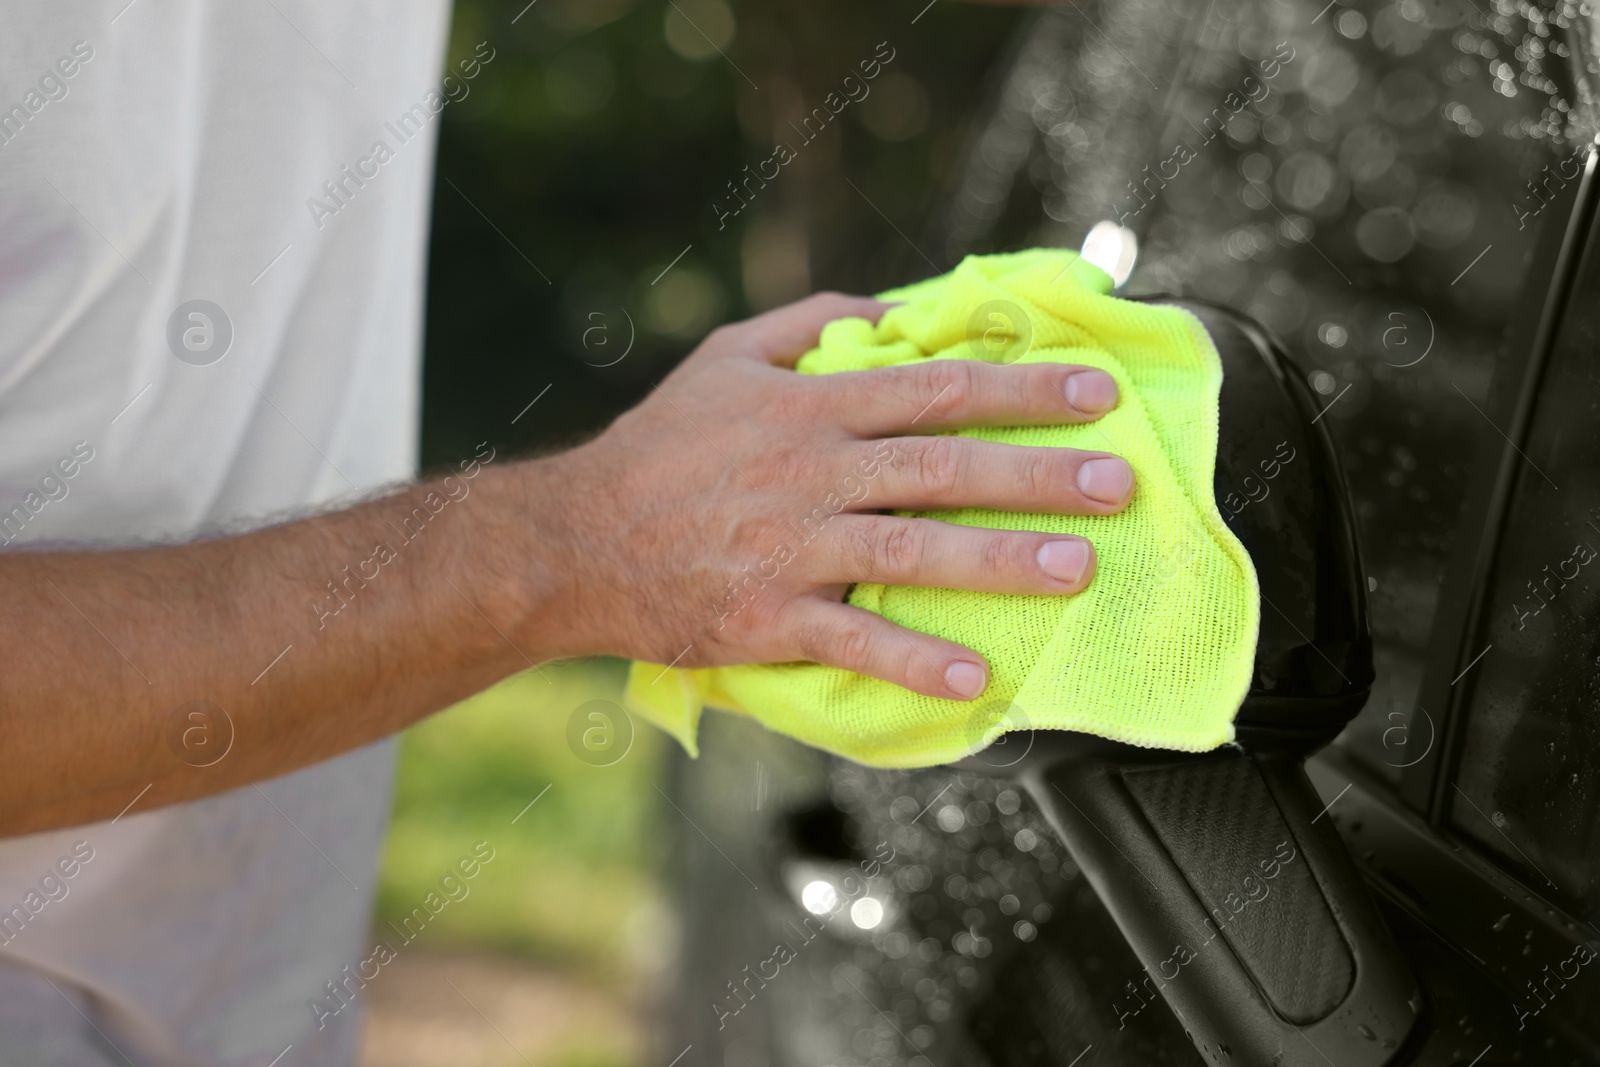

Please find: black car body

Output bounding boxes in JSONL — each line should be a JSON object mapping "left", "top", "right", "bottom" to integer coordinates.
{"left": 661, "top": 1, "right": 1600, "bottom": 1064}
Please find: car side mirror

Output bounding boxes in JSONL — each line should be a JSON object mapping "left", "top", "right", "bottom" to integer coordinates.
{"left": 955, "top": 298, "right": 1419, "bottom": 1066}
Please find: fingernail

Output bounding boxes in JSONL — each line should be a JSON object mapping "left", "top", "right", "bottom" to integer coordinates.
{"left": 1077, "top": 457, "right": 1134, "bottom": 505}
{"left": 944, "top": 661, "right": 988, "bottom": 700}
{"left": 1065, "top": 371, "right": 1118, "bottom": 415}
{"left": 1037, "top": 540, "right": 1091, "bottom": 584}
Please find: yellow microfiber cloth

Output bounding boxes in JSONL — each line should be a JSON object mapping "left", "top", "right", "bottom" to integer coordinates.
{"left": 625, "top": 248, "right": 1260, "bottom": 768}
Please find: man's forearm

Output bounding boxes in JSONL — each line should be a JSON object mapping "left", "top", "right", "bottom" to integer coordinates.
{"left": 3, "top": 451, "right": 566, "bottom": 835}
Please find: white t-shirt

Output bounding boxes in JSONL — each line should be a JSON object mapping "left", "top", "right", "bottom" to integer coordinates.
{"left": 0, "top": 2, "right": 451, "bottom": 1064}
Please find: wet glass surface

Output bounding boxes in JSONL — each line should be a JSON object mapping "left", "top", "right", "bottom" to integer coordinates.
{"left": 936, "top": 0, "right": 1598, "bottom": 786}
{"left": 1452, "top": 233, "right": 1600, "bottom": 921}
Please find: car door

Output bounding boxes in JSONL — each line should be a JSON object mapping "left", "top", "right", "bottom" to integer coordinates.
{"left": 936, "top": 0, "right": 1600, "bottom": 1059}
{"left": 660, "top": 2, "right": 1600, "bottom": 1065}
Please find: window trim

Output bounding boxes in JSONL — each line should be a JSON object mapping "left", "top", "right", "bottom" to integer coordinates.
{"left": 1311, "top": 749, "right": 1600, "bottom": 1049}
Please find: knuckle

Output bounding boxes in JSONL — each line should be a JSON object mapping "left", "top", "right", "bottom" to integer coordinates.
{"left": 738, "top": 592, "right": 788, "bottom": 635}
{"left": 760, "top": 446, "right": 813, "bottom": 494}
{"left": 812, "top": 378, "right": 850, "bottom": 429}
{"left": 913, "top": 436, "right": 965, "bottom": 496}
{"left": 792, "top": 619, "right": 830, "bottom": 663}
{"left": 834, "top": 622, "right": 875, "bottom": 668}
{"left": 732, "top": 512, "right": 789, "bottom": 558}
{"left": 802, "top": 291, "right": 856, "bottom": 323}
{"left": 873, "top": 518, "right": 924, "bottom": 578}
{"left": 794, "top": 615, "right": 869, "bottom": 667}
{"left": 840, "top": 519, "right": 883, "bottom": 577}
{"left": 979, "top": 532, "right": 1015, "bottom": 579}
{"left": 1018, "top": 448, "right": 1057, "bottom": 502}
{"left": 762, "top": 381, "right": 819, "bottom": 427}
{"left": 922, "top": 362, "right": 975, "bottom": 422}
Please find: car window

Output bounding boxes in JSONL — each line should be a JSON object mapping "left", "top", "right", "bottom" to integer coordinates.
{"left": 938, "top": 0, "right": 1599, "bottom": 786}
{"left": 1451, "top": 227, "right": 1600, "bottom": 911}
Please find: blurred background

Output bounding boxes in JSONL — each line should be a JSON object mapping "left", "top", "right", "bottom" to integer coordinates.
{"left": 421, "top": 0, "right": 1026, "bottom": 462}
{"left": 364, "top": 0, "right": 1577, "bottom": 1057}
{"left": 364, "top": 2, "right": 1027, "bottom": 1064}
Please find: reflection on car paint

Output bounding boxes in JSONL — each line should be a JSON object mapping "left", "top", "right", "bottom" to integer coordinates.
{"left": 1221, "top": 439, "right": 1298, "bottom": 516}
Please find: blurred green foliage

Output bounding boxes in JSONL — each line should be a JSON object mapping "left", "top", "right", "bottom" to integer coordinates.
{"left": 422, "top": 0, "right": 1026, "bottom": 466}
{"left": 375, "top": 660, "right": 665, "bottom": 987}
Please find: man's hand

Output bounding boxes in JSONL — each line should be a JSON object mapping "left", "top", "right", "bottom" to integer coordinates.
{"left": 3, "top": 292, "right": 1131, "bottom": 834}
{"left": 532, "top": 293, "right": 1133, "bottom": 700}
